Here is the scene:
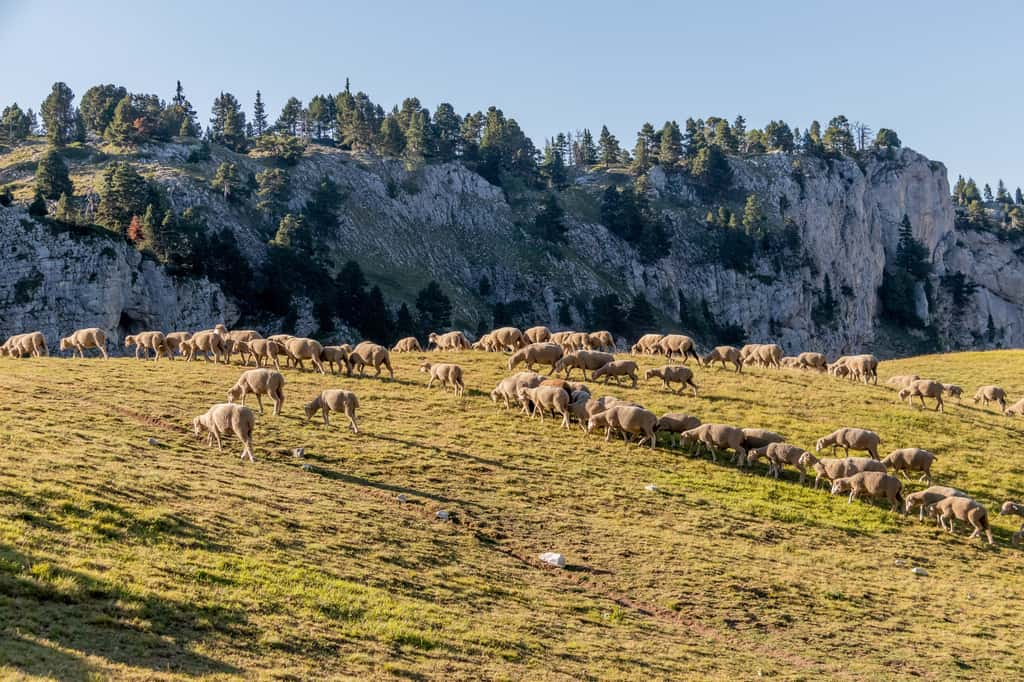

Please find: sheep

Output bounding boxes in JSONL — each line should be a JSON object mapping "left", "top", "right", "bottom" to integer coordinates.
{"left": 797, "top": 352, "right": 827, "bottom": 371}
{"left": 740, "top": 428, "right": 785, "bottom": 451}
{"left": 558, "top": 331, "right": 589, "bottom": 352}
{"left": 846, "top": 354, "right": 880, "bottom": 383}
{"left": 586, "top": 405, "right": 658, "bottom": 448}
{"left": 222, "top": 330, "right": 262, "bottom": 363}
{"left": 549, "top": 331, "right": 572, "bottom": 347}
{"left": 752, "top": 344, "right": 782, "bottom": 369}
{"left": 1004, "top": 398, "right": 1024, "bottom": 417}
{"left": 591, "top": 360, "right": 639, "bottom": 388}
{"left": 3, "top": 331, "right": 47, "bottom": 357}
{"left": 524, "top": 326, "right": 551, "bottom": 344}
{"left": 568, "top": 395, "right": 633, "bottom": 431}
{"left": 392, "top": 336, "right": 423, "bottom": 353}
{"left": 897, "top": 380, "right": 945, "bottom": 413}
{"left": 227, "top": 368, "right": 285, "bottom": 416}
{"left": 932, "top": 497, "right": 993, "bottom": 544}
{"left": 746, "top": 443, "right": 817, "bottom": 484}
{"left": 246, "top": 338, "right": 281, "bottom": 371}
{"left": 518, "top": 385, "right": 571, "bottom": 427}
{"left": 347, "top": 342, "right": 394, "bottom": 379}
{"left": 811, "top": 457, "right": 886, "bottom": 490}
{"left": 320, "top": 346, "right": 351, "bottom": 376}
{"left": 905, "top": 486, "right": 968, "bottom": 521}
{"left": 59, "top": 328, "right": 108, "bottom": 359}
{"left": 942, "top": 384, "right": 963, "bottom": 402}
{"left": 972, "top": 385, "right": 1007, "bottom": 411}
{"left": 192, "top": 403, "right": 255, "bottom": 461}
{"left": 586, "top": 330, "right": 615, "bottom": 352}
{"left": 472, "top": 333, "right": 497, "bottom": 351}
{"left": 881, "top": 447, "right": 938, "bottom": 484}
{"left": 230, "top": 340, "right": 255, "bottom": 366}
{"left": 999, "top": 501, "right": 1024, "bottom": 544}
{"left": 702, "top": 345, "right": 743, "bottom": 372}
{"left": 829, "top": 362, "right": 852, "bottom": 380}
{"left": 886, "top": 374, "right": 919, "bottom": 389}
{"left": 304, "top": 389, "right": 359, "bottom": 433}
{"left": 678, "top": 424, "right": 746, "bottom": 464}
{"left": 630, "top": 333, "right": 664, "bottom": 355}
{"left": 284, "top": 337, "right": 325, "bottom": 374}
{"left": 420, "top": 361, "right": 465, "bottom": 397}
{"left": 187, "top": 330, "right": 227, "bottom": 363}
{"left": 779, "top": 356, "right": 802, "bottom": 369}
{"left": 830, "top": 472, "right": 904, "bottom": 512}
{"left": 489, "top": 326, "right": 527, "bottom": 352}
{"left": 508, "top": 342, "right": 563, "bottom": 374}
{"left": 657, "top": 334, "right": 700, "bottom": 363}
{"left": 553, "top": 350, "right": 615, "bottom": 380}
{"left": 124, "top": 331, "right": 171, "bottom": 361}
{"left": 490, "top": 372, "right": 543, "bottom": 409}
{"left": 644, "top": 365, "right": 698, "bottom": 396}
{"left": 428, "top": 331, "right": 471, "bottom": 351}
{"left": 654, "top": 413, "right": 701, "bottom": 447}
{"left": 815, "top": 427, "right": 881, "bottom": 460}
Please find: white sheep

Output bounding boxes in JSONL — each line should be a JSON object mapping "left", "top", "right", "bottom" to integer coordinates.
{"left": 643, "top": 365, "right": 698, "bottom": 396}
{"left": 304, "top": 389, "right": 359, "bottom": 433}
{"left": 420, "top": 361, "right": 465, "bottom": 397}
{"left": 830, "top": 472, "right": 904, "bottom": 512}
{"left": 880, "top": 448, "right": 937, "bottom": 484}
{"left": 227, "top": 369, "right": 285, "bottom": 416}
{"left": 815, "top": 428, "right": 881, "bottom": 460}
{"left": 932, "top": 496, "right": 993, "bottom": 544}
{"left": 59, "top": 328, "right": 108, "bottom": 359}
{"left": 192, "top": 403, "right": 256, "bottom": 461}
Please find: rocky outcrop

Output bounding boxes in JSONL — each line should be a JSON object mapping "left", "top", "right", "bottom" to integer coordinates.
{"left": 0, "top": 208, "right": 237, "bottom": 350}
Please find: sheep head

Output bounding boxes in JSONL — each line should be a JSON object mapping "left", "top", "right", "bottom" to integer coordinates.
{"left": 897, "top": 388, "right": 910, "bottom": 401}
{"left": 418, "top": 361, "right": 432, "bottom": 373}
{"left": 1000, "top": 501, "right": 1023, "bottom": 516}
{"left": 303, "top": 401, "right": 318, "bottom": 422}
{"left": 829, "top": 478, "right": 852, "bottom": 495}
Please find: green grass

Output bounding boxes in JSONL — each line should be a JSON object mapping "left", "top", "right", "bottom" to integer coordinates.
{"left": 0, "top": 349, "right": 1022, "bottom": 679}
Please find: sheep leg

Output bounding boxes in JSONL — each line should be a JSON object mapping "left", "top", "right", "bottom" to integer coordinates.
{"left": 322, "top": 405, "right": 330, "bottom": 427}
{"left": 347, "top": 409, "right": 358, "bottom": 434}
{"left": 213, "top": 431, "right": 223, "bottom": 452}
{"left": 255, "top": 394, "right": 265, "bottom": 415}
{"left": 427, "top": 377, "right": 435, "bottom": 390}
{"left": 848, "top": 490, "right": 856, "bottom": 504}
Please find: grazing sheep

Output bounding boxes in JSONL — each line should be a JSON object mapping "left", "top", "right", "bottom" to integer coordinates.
{"left": 845, "top": 354, "right": 880, "bottom": 384}
{"left": 2, "top": 332, "right": 48, "bottom": 357}
{"left": 59, "top": 328, "right": 108, "bottom": 359}
{"left": 320, "top": 346, "right": 351, "bottom": 376}
{"left": 280, "top": 337, "right": 324, "bottom": 373}
{"left": 830, "top": 472, "right": 904, "bottom": 512}
{"left": 569, "top": 395, "right": 634, "bottom": 431}
{"left": 644, "top": 365, "right": 698, "bottom": 396}
{"left": 657, "top": 334, "right": 700, "bottom": 363}
{"left": 192, "top": 403, "right": 255, "bottom": 461}
{"left": 746, "top": 443, "right": 816, "bottom": 484}
{"left": 490, "top": 372, "right": 542, "bottom": 409}
{"left": 489, "top": 326, "right": 527, "bottom": 352}
{"left": 886, "top": 374, "right": 920, "bottom": 389}
{"left": 227, "top": 368, "right": 285, "bottom": 416}
{"left": 420, "top": 361, "right": 465, "bottom": 397}
{"left": 973, "top": 385, "right": 1007, "bottom": 411}
{"left": 678, "top": 424, "right": 746, "bottom": 464}
{"left": 702, "top": 345, "right": 743, "bottom": 372}
{"left": 245, "top": 338, "right": 281, "bottom": 370}
{"left": 811, "top": 457, "right": 886, "bottom": 490}
{"left": 630, "top": 333, "right": 664, "bottom": 355}
{"left": 740, "top": 428, "right": 785, "bottom": 451}
{"left": 125, "top": 331, "right": 171, "bottom": 361}
{"left": 187, "top": 330, "right": 227, "bottom": 363}
{"left": 518, "top": 385, "right": 571, "bottom": 427}
{"left": 508, "top": 342, "right": 563, "bottom": 374}
{"left": 392, "top": 336, "right": 423, "bottom": 353}
{"left": 347, "top": 342, "right": 394, "bottom": 379}
{"left": 941, "top": 384, "right": 963, "bottom": 402}
{"left": 815, "top": 427, "right": 881, "bottom": 460}
{"left": 524, "top": 326, "right": 552, "bottom": 344}
{"left": 999, "top": 501, "right": 1024, "bottom": 544}
{"left": 1004, "top": 398, "right": 1024, "bottom": 417}
{"left": 881, "top": 448, "right": 938, "bottom": 484}
{"left": 797, "top": 352, "right": 828, "bottom": 371}
{"left": 230, "top": 340, "right": 255, "bottom": 366}
{"left": 473, "top": 333, "right": 498, "bottom": 352}
{"left": 304, "top": 389, "right": 359, "bottom": 433}
{"left": 591, "top": 360, "right": 639, "bottom": 387}
{"left": 586, "top": 330, "right": 616, "bottom": 352}
{"left": 897, "top": 380, "right": 945, "bottom": 413}
{"left": 222, "top": 330, "right": 262, "bottom": 362}
{"left": 587, "top": 405, "right": 658, "bottom": 448}
{"left": 553, "top": 350, "right": 615, "bottom": 380}
{"left": 905, "top": 486, "right": 968, "bottom": 521}
{"left": 752, "top": 344, "right": 783, "bottom": 369}
{"left": 428, "top": 331, "right": 471, "bottom": 351}
{"left": 655, "top": 413, "right": 701, "bottom": 447}
{"left": 932, "top": 496, "right": 993, "bottom": 544}
{"left": 829, "top": 363, "right": 852, "bottom": 379}
{"left": 780, "top": 356, "right": 802, "bottom": 369}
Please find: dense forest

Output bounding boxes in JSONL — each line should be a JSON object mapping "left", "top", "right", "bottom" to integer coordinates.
{"left": 2, "top": 80, "right": 1022, "bottom": 344}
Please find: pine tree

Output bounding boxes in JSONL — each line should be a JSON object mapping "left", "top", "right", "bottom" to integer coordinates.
{"left": 72, "top": 109, "right": 86, "bottom": 142}
{"left": 378, "top": 115, "right": 406, "bottom": 157}
{"left": 690, "top": 145, "right": 732, "bottom": 195}
{"left": 28, "top": 192, "right": 47, "bottom": 217}
{"left": 1, "top": 103, "right": 32, "bottom": 142}
{"left": 137, "top": 204, "right": 158, "bottom": 249}
{"left": 252, "top": 90, "right": 267, "bottom": 137}
{"left": 415, "top": 281, "right": 452, "bottom": 331}
{"left": 626, "top": 293, "right": 656, "bottom": 334}
{"left": 209, "top": 92, "right": 247, "bottom": 151}
{"left": 404, "top": 109, "right": 428, "bottom": 162}
{"left": 54, "top": 192, "right": 74, "bottom": 223}
{"left": 597, "top": 125, "right": 620, "bottom": 165}
{"left": 894, "top": 214, "right": 931, "bottom": 278}
{"left": 531, "top": 193, "right": 566, "bottom": 242}
{"left": 732, "top": 115, "right": 747, "bottom": 149}
{"left": 873, "top": 128, "right": 901, "bottom": 148}
{"left": 576, "top": 128, "right": 597, "bottom": 166}
{"left": 658, "top": 120, "right": 682, "bottom": 166}
{"left": 35, "top": 149, "right": 73, "bottom": 199}
{"left": 360, "top": 285, "right": 393, "bottom": 343}
{"left": 983, "top": 184, "right": 994, "bottom": 202}
{"left": 741, "top": 194, "right": 766, "bottom": 238}
{"left": 712, "top": 119, "right": 737, "bottom": 152}
{"left": 431, "top": 103, "right": 461, "bottom": 161}
{"left": 96, "top": 162, "right": 152, "bottom": 234}
{"left": 104, "top": 95, "right": 135, "bottom": 144}
{"left": 996, "top": 180, "right": 1010, "bottom": 203}
{"left": 539, "top": 141, "right": 567, "bottom": 189}
{"left": 271, "top": 214, "right": 309, "bottom": 250}
{"left": 40, "top": 82, "right": 76, "bottom": 146}
{"left": 211, "top": 162, "right": 242, "bottom": 200}
{"left": 1016, "top": 187, "right": 1024, "bottom": 205}
{"left": 255, "top": 168, "right": 289, "bottom": 218}
{"left": 823, "top": 115, "right": 855, "bottom": 155}
{"left": 394, "top": 303, "right": 417, "bottom": 340}
{"left": 276, "top": 97, "right": 303, "bottom": 135}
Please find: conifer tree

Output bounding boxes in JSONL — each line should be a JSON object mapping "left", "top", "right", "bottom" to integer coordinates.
{"left": 1016, "top": 187, "right": 1024, "bottom": 205}
{"left": 823, "top": 115, "right": 855, "bottom": 155}
{"left": 741, "top": 194, "right": 766, "bottom": 238}
{"left": 597, "top": 125, "right": 620, "bottom": 165}
{"left": 53, "top": 192, "right": 75, "bottom": 223}
{"left": 1, "top": 103, "right": 32, "bottom": 142}
{"left": 255, "top": 168, "right": 289, "bottom": 218}
{"left": 415, "top": 281, "right": 452, "bottom": 331}
{"left": 211, "top": 162, "right": 242, "bottom": 200}
{"left": 658, "top": 121, "right": 682, "bottom": 166}
{"left": 209, "top": 92, "right": 247, "bottom": 151}
{"left": 271, "top": 214, "right": 308, "bottom": 250}
{"left": 983, "top": 184, "right": 993, "bottom": 202}
{"left": 253, "top": 91, "right": 268, "bottom": 137}
{"left": 35, "top": 149, "right": 73, "bottom": 199}
{"left": 431, "top": 103, "right": 461, "bottom": 161}
{"left": 40, "top": 82, "right": 76, "bottom": 146}
{"left": 104, "top": 95, "right": 134, "bottom": 144}
{"left": 96, "top": 162, "right": 152, "bottom": 234}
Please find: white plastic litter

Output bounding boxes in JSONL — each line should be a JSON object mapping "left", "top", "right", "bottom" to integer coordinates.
{"left": 894, "top": 559, "right": 905, "bottom": 566}
{"left": 436, "top": 510, "right": 450, "bottom": 521}
{"left": 301, "top": 464, "right": 311, "bottom": 471}
{"left": 539, "top": 552, "right": 566, "bottom": 568}
{"left": 644, "top": 484, "right": 658, "bottom": 492}
{"left": 911, "top": 567, "right": 928, "bottom": 576}
{"left": 397, "top": 494, "right": 409, "bottom": 503}
{"left": 292, "top": 447, "right": 305, "bottom": 458}
{"left": 147, "top": 437, "right": 159, "bottom": 446}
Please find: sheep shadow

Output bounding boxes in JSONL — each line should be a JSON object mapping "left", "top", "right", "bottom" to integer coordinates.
{"left": 364, "top": 432, "right": 523, "bottom": 471}
{"left": 304, "top": 466, "right": 476, "bottom": 507}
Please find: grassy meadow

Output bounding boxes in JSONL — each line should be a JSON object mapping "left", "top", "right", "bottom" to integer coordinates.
{"left": 0, "top": 348, "right": 1022, "bottom": 680}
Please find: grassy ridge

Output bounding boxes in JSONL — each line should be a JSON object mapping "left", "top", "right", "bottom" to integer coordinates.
{"left": 0, "top": 349, "right": 1022, "bottom": 679}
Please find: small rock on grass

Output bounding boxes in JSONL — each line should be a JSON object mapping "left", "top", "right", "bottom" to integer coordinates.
{"left": 911, "top": 567, "right": 928, "bottom": 576}
{"left": 539, "top": 552, "right": 566, "bottom": 568}
{"left": 147, "top": 437, "right": 159, "bottom": 446}
{"left": 436, "top": 510, "right": 450, "bottom": 521}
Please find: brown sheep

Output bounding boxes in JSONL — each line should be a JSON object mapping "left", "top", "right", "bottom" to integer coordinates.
{"left": 227, "top": 369, "right": 285, "bottom": 416}
{"left": 830, "top": 472, "right": 904, "bottom": 512}
{"left": 348, "top": 342, "right": 394, "bottom": 379}
{"left": 815, "top": 427, "right": 881, "bottom": 460}
{"left": 932, "top": 496, "right": 993, "bottom": 544}
{"left": 973, "top": 385, "right": 1007, "bottom": 411}
{"left": 428, "top": 331, "right": 471, "bottom": 351}
{"left": 811, "top": 457, "right": 886, "bottom": 490}
{"left": 657, "top": 334, "right": 700, "bottom": 363}
{"left": 591, "top": 360, "right": 639, "bottom": 388}
{"left": 897, "top": 380, "right": 945, "bottom": 413}
{"left": 192, "top": 403, "right": 255, "bottom": 461}
{"left": 644, "top": 365, "right": 698, "bottom": 396}
{"left": 846, "top": 354, "right": 880, "bottom": 384}
{"left": 779, "top": 356, "right": 802, "bottom": 369}
{"left": 320, "top": 346, "right": 351, "bottom": 376}
{"left": 797, "top": 352, "right": 827, "bottom": 371}
{"left": 753, "top": 344, "right": 783, "bottom": 369}
{"left": 999, "top": 501, "right": 1024, "bottom": 544}
{"left": 508, "top": 342, "right": 563, "bottom": 374}
{"left": 553, "top": 350, "right": 615, "bottom": 380}
{"left": 702, "top": 345, "right": 743, "bottom": 372}
{"left": 678, "top": 424, "right": 746, "bottom": 464}
{"left": 304, "top": 389, "right": 360, "bottom": 433}
{"left": 905, "top": 486, "right": 967, "bottom": 521}
{"left": 163, "top": 331, "right": 190, "bottom": 358}
{"left": 59, "top": 328, "right": 108, "bottom": 359}
{"left": 586, "top": 330, "right": 615, "bottom": 352}
{"left": 655, "top": 413, "right": 701, "bottom": 447}
{"left": 630, "top": 333, "right": 664, "bottom": 355}
{"left": 420, "top": 361, "right": 465, "bottom": 397}
{"left": 524, "top": 326, "right": 552, "bottom": 344}
{"left": 392, "top": 336, "right": 423, "bottom": 353}
{"left": 587, "top": 405, "right": 658, "bottom": 448}
{"left": 881, "top": 448, "right": 938, "bottom": 484}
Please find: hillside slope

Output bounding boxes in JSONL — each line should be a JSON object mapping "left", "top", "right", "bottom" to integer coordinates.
{"left": 0, "top": 351, "right": 1022, "bottom": 679}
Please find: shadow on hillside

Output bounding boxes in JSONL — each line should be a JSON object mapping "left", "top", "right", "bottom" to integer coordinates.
{"left": 364, "top": 432, "right": 522, "bottom": 471}
{"left": 0, "top": 544, "right": 246, "bottom": 677}
{"left": 308, "top": 467, "right": 476, "bottom": 507}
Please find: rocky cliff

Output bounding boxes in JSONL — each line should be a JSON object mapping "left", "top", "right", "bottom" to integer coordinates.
{"left": 1, "top": 140, "right": 1021, "bottom": 356}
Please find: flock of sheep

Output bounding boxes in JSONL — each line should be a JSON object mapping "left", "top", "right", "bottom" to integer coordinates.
{"left": 1, "top": 324, "right": 1022, "bottom": 547}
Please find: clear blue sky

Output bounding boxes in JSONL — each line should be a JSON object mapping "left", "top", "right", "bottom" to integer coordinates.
{"left": 2, "top": 0, "right": 1021, "bottom": 191}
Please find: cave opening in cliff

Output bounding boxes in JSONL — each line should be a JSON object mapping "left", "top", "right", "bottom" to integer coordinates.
{"left": 116, "top": 312, "right": 148, "bottom": 340}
